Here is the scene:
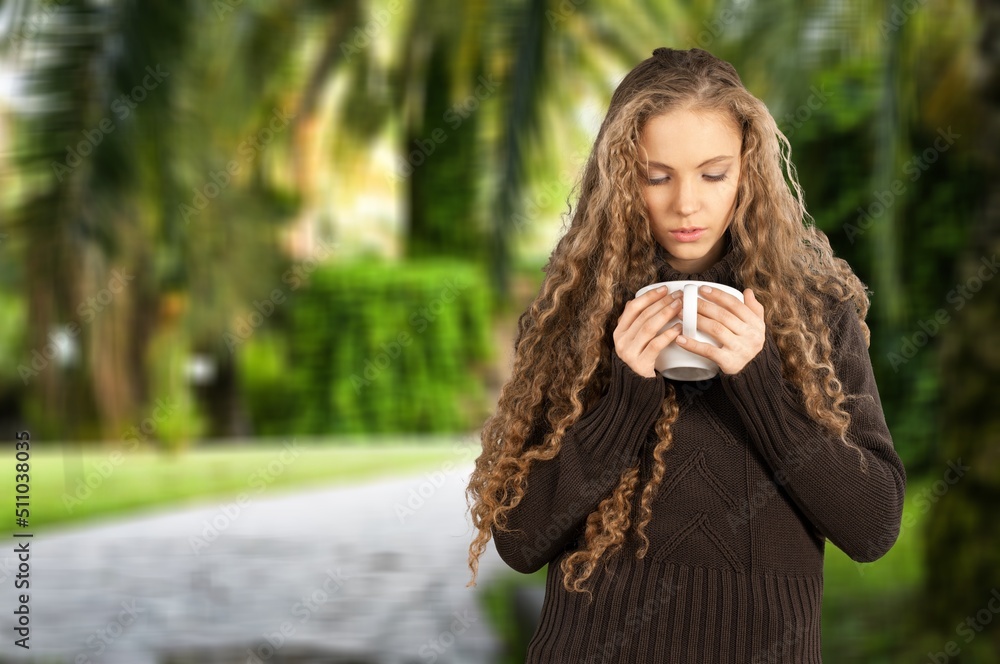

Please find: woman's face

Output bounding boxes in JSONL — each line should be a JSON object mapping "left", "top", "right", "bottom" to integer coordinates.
{"left": 639, "top": 107, "right": 742, "bottom": 273}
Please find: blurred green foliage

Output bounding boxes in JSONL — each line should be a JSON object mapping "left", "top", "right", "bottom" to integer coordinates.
{"left": 239, "top": 258, "right": 495, "bottom": 435}
{"left": 0, "top": 292, "right": 26, "bottom": 385}
{"left": 147, "top": 320, "right": 208, "bottom": 452}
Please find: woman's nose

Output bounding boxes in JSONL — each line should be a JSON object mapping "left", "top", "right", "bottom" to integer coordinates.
{"left": 674, "top": 178, "right": 700, "bottom": 216}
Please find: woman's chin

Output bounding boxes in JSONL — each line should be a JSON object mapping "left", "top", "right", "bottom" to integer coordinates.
{"left": 664, "top": 244, "right": 708, "bottom": 260}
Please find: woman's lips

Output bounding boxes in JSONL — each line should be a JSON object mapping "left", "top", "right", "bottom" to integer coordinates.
{"left": 669, "top": 228, "right": 706, "bottom": 242}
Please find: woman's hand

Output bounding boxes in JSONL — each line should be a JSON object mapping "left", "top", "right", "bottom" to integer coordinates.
{"left": 676, "top": 286, "right": 766, "bottom": 376}
{"left": 613, "top": 287, "right": 685, "bottom": 378}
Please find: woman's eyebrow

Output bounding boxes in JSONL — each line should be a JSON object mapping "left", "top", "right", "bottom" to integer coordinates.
{"left": 647, "top": 155, "right": 734, "bottom": 170}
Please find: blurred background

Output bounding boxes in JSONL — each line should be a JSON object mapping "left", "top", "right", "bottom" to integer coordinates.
{"left": 0, "top": 0, "right": 998, "bottom": 661}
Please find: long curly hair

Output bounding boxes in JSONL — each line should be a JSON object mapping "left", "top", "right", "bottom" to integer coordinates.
{"left": 464, "top": 47, "right": 872, "bottom": 597}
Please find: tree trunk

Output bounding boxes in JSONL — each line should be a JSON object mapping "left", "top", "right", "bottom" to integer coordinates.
{"left": 405, "top": 38, "right": 488, "bottom": 262}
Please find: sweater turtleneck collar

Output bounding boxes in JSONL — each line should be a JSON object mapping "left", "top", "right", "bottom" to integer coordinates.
{"left": 652, "top": 231, "right": 744, "bottom": 289}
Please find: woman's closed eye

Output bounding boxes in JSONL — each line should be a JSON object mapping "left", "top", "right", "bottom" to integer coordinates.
{"left": 647, "top": 173, "right": 729, "bottom": 186}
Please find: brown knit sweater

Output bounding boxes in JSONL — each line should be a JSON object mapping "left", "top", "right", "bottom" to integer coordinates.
{"left": 490, "top": 239, "right": 907, "bottom": 663}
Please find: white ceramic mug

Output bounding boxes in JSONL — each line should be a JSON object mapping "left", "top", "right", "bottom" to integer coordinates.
{"left": 633, "top": 280, "right": 745, "bottom": 381}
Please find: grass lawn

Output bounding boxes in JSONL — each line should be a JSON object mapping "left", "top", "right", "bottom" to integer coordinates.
{"left": 3, "top": 435, "right": 479, "bottom": 531}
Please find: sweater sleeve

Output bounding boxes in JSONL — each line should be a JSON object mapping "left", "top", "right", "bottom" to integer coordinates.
{"left": 491, "top": 351, "right": 666, "bottom": 574}
{"left": 719, "top": 303, "right": 907, "bottom": 563}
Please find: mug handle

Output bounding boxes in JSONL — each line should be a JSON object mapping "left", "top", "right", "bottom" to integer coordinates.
{"left": 683, "top": 283, "right": 700, "bottom": 342}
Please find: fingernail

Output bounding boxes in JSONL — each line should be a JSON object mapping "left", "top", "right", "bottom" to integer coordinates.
{"left": 677, "top": 335, "right": 687, "bottom": 344}
{"left": 700, "top": 285, "right": 712, "bottom": 294}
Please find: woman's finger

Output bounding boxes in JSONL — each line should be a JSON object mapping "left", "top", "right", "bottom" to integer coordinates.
{"left": 689, "top": 290, "right": 747, "bottom": 336}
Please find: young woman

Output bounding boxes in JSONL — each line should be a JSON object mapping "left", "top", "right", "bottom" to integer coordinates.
{"left": 464, "top": 47, "right": 906, "bottom": 662}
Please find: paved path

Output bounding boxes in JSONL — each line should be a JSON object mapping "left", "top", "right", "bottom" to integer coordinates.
{"left": 0, "top": 456, "right": 513, "bottom": 664}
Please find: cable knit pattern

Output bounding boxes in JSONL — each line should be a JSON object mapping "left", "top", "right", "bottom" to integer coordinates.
{"left": 491, "top": 236, "right": 907, "bottom": 663}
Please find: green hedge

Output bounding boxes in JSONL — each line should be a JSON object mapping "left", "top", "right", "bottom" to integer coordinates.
{"left": 239, "top": 257, "right": 495, "bottom": 436}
